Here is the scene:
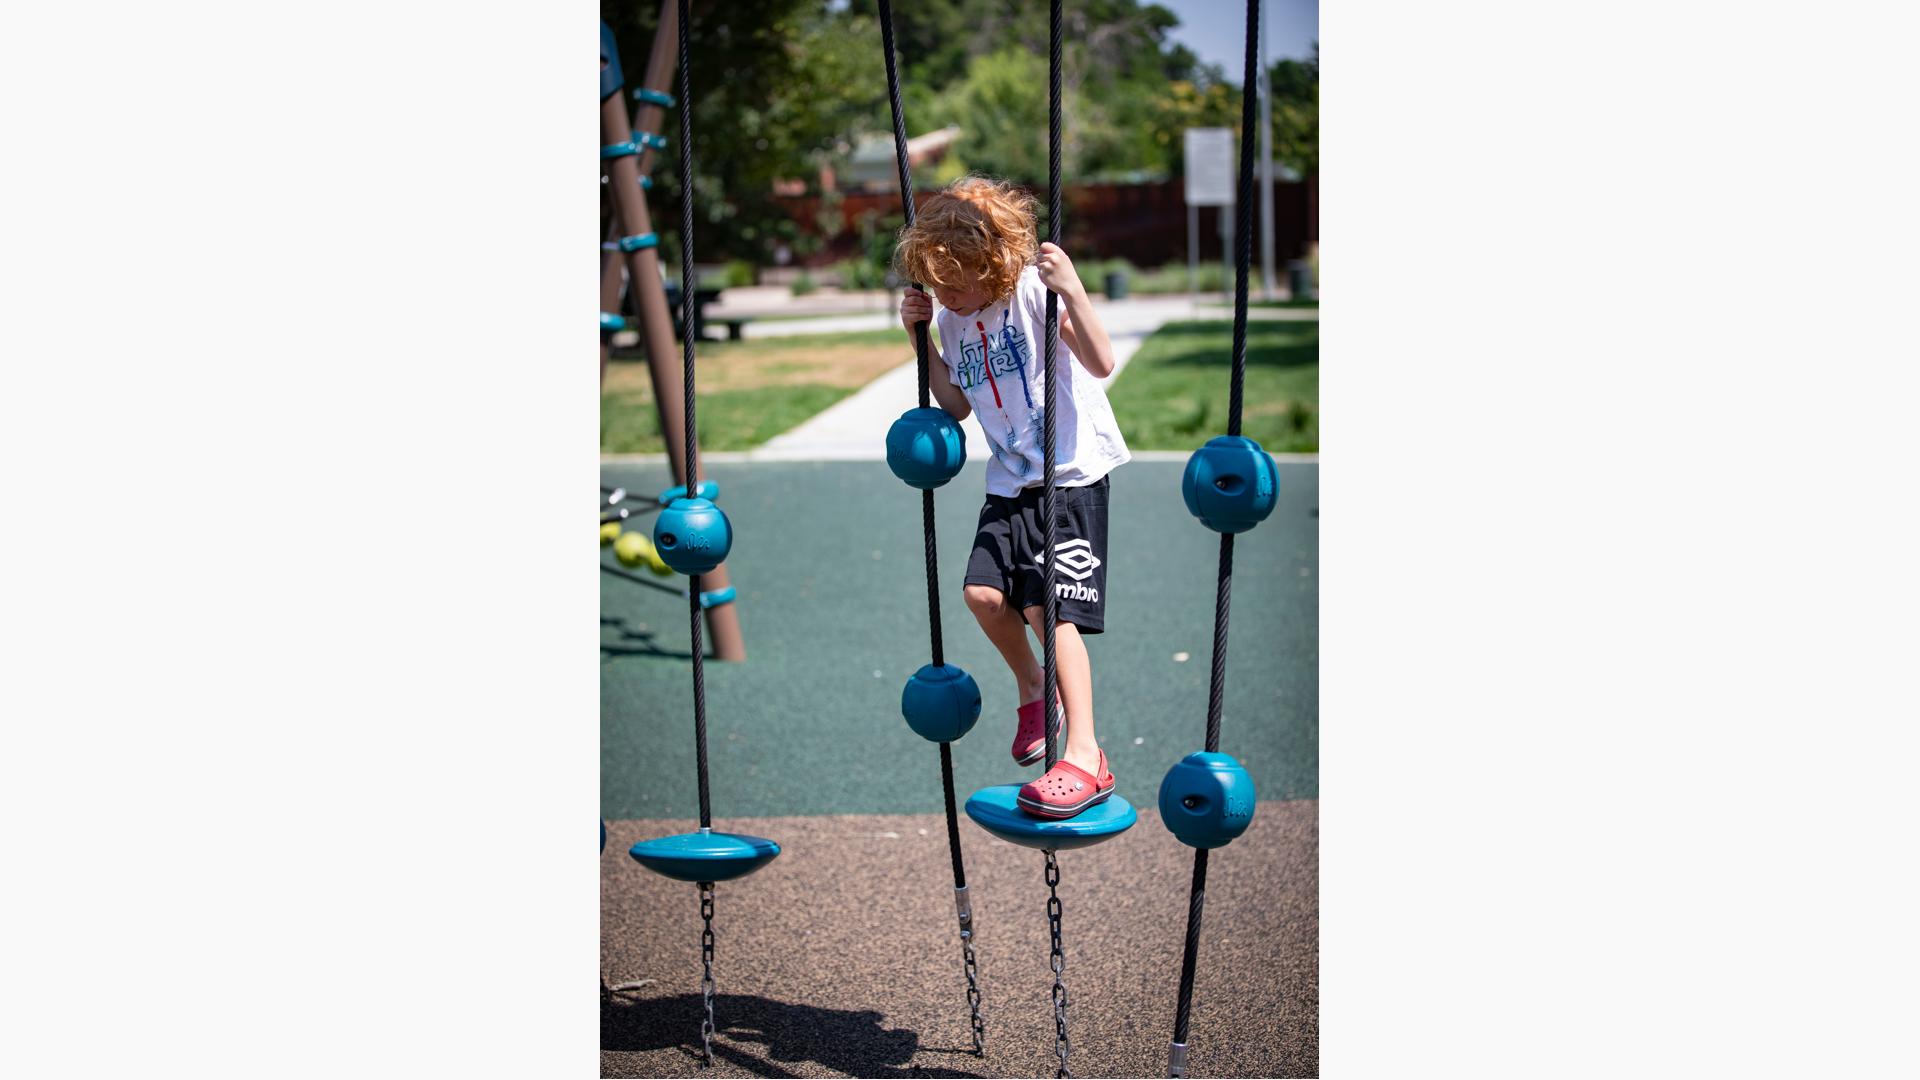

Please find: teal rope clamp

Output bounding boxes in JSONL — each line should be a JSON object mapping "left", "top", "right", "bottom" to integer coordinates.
{"left": 639, "top": 175, "right": 653, "bottom": 190}
{"left": 600, "top": 312, "right": 627, "bottom": 332}
{"left": 633, "top": 88, "right": 675, "bottom": 107}
{"left": 619, "top": 233, "right": 659, "bottom": 252}
{"left": 658, "top": 480, "right": 718, "bottom": 505}
{"left": 600, "top": 141, "right": 639, "bottom": 159}
{"left": 635, "top": 131, "right": 669, "bottom": 151}
{"left": 698, "top": 586, "right": 737, "bottom": 610}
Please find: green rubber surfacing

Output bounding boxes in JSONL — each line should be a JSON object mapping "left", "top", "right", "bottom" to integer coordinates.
{"left": 601, "top": 459, "right": 1317, "bottom": 820}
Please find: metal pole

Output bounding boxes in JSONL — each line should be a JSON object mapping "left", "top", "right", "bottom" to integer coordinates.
{"left": 600, "top": 213, "right": 623, "bottom": 385}
{"left": 1258, "top": 0, "right": 1277, "bottom": 302}
{"left": 602, "top": 17, "right": 672, "bottom": 388}
{"left": 1220, "top": 196, "right": 1233, "bottom": 303}
{"left": 1187, "top": 202, "right": 1199, "bottom": 313}
{"left": 601, "top": 1, "right": 745, "bottom": 661}
{"left": 603, "top": 5, "right": 682, "bottom": 481}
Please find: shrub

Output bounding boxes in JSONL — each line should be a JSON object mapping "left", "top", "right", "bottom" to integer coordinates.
{"left": 1129, "top": 262, "right": 1228, "bottom": 295}
{"left": 836, "top": 256, "right": 889, "bottom": 292}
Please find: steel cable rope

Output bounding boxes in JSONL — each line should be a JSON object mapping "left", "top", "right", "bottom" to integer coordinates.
{"left": 878, "top": 0, "right": 985, "bottom": 1054}
{"left": 1165, "top": 0, "right": 1261, "bottom": 1075}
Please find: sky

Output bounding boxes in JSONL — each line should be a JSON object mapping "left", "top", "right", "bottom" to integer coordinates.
{"left": 1157, "top": 0, "right": 1318, "bottom": 68}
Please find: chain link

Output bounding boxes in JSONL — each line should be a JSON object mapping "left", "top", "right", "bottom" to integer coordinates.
{"left": 1045, "top": 851, "right": 1070, "bottom": 1077}
{"left": 699, "top": 882, "right": 717, "bottom": 1066}
{"left": 959, "top": 913, "right": 985, "bottom": 1054}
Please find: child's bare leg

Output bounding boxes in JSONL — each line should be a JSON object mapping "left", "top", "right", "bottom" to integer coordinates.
{"left": 964, "top": 585, "right": 1044, "bottom": 704}
{"left": 1021, "top": 606, "right": 1100, "bottom": 775}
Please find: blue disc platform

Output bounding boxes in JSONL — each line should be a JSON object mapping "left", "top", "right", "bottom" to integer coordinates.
{"left": 629, "top": 831, "right": 781, "bottom": 882}
{"left": 964, "top": 784, "right": 1137, "bottom": 851}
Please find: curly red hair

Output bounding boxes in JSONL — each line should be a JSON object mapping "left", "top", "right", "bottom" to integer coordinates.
{"left": 892, "top": 176, "right": 1038, "bottom": 303}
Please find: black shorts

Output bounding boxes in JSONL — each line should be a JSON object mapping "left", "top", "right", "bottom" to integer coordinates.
{"left": 964, "top": 476, "right": 1110, "bottom": 633}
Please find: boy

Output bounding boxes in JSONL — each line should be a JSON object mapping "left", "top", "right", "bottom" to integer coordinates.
{"left": 895, "top": 177, "right": 1131, "bottom": 819}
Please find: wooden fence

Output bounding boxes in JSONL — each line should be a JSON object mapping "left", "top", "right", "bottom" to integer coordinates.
{"left": 771, "top": 176, "right": 1316, "bottom": 270}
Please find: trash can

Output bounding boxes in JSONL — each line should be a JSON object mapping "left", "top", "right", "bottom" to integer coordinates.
{"left": 1104, "top": 271, "right": 1129, "bottom": 301}
{"left": 1286, "top": 259, "right": 1314, "bottom": 300}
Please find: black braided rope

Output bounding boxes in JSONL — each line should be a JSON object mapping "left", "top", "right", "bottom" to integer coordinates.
{"left": 1041, "top": 0, "right": 1063, "bottom": 773}
{"left": 1043, "top": 5, "right": 1072, "bottom": 1079}
{"left": 922, "top": 489, "right": 945, "bottom": 665}
{"left": 1228, "top": 0, "right": 1258, "bottom": 438}
{"left": 879, "top": 0, "right": 945, "bottom": 667}
{"left": 881, "top": 0, "right": 979, "bottom": 1049}
{"left": 1171, "top": 3, "right": 1259, "bottom": 1073}
{"left": 1169, "top": 848, "right": 1210, "bottom": 1053}
{"left": 677, "top": 0, "right": 697, "bottom": 485}
{"left": 939, "top": 742, "right": 965, "bottom": 885}
{"left": 676, "top": 0, "right": 711, "bottom": 829}
{"left": 1204, "top": 532, "right": 1234, "bottom": 752}
{"left": 877, "top": 0, "right": 932, "bottom": 410}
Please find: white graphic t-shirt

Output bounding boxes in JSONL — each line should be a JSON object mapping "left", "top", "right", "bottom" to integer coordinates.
{"left": 934, "top": 266, "right": 1132, "bottom": 497}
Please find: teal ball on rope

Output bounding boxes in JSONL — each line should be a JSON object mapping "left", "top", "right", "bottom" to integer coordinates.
{"left": 1181, "top": 435, "right": 1279, "bottom": 534}
{"left": 1158, "top": 751, "right": 1256, "bottom": 849}
{"left": 652, "top": 497, "right": 731, "bottom": 575}
{"left": 886, "top": 407, "right": 967, "bottom": 489}
{"left": 900, "top": 663, "right": 981, "bottom": 743}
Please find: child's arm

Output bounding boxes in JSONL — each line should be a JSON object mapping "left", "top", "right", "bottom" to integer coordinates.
{"left": 901, "top": 288, "right": 972, "bottom": 420}
{"left": 1036, "top": 242, "right": 1117, "bottom": 379}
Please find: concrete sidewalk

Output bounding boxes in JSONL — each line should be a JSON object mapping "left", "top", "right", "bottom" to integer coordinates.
{"left": 740, "top": 311, "right": 895, "bottom": 340}
{"left": 604, "top": 294, "right": 1319, "bottom": 462}
{"left": 752, "top": 296, "right": 1194, "bottom": 460}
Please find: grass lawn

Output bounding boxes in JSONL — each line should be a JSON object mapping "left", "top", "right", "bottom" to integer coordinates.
{"left": 1106, "top": 318, "right": 1319, "bottom": 452}
{"left": 601, "top": 329, "right": 906, "bottom": 453}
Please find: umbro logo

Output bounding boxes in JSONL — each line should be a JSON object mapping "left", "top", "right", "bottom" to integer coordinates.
{"left": 1038, "top": 538, "right": 1102, "bottom": 582}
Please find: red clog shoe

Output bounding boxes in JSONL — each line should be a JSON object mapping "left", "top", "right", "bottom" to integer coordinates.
{"left": 1012, "top": 697, "right": 1058, "bottom": 766}
{"left": 1017, "top": 750, "right": 1115, "bottom": 819}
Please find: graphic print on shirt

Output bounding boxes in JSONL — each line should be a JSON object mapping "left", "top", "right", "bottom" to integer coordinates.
{"left": 952, "top": 311, "right": 1043, "bottom": 480}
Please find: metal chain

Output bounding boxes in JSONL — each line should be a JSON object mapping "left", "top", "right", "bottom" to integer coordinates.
{"left": 1045, "top": 851, "right": 1070, "bottom": 1077}
{"left": 699, "top": 882, "right": 717, "bottom": 1065}
{"left": 958, "top": 906, "right": 986, "bottom": 1054}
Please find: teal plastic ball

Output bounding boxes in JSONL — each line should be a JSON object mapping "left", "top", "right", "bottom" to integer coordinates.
{"left": 900, "top": 663, "right": 982, "bottom": 743}
{"left": 886, "top": 407, "right": 967, "bottom": 489}
{"left": 1181, "top": 436, "right": 1279, "bottom": 534}
{"left": 1158, "top": 751, "right": 1256, "bottom": 849}
{"left": 652, "top": 497, "right": 732, "bottom": 575}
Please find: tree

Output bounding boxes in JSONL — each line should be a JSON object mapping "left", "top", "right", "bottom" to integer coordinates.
{"left": 604, "top": 0, "right": 892, "bottom": 259}
{"left": 926, "top": 47, "right": 1051, "bottom": 182}
{"left": 598, "top": 2, "right": 1314, "bottom": 257}
{"left": 1269, "top": 44, "right": 1318, "bottom": 177}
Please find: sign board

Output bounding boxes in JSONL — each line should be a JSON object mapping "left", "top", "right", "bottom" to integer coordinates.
{"left": 1183, "top": 128, "right": 1235, "bottom": 206}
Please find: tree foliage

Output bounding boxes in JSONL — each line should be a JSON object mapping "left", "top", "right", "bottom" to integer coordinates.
{"left": 1268, "top": 45, "right": 1319, "bottom": 176}
{"left": 601, "top": 1, "right": 1315, "bottom": 258}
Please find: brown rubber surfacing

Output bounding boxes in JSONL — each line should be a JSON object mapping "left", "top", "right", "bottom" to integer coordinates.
{"left": 602, "top": 800, "right": 1316, "bottom": 1078}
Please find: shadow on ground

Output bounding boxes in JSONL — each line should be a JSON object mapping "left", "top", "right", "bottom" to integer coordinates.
{"left": 602, "top": 806, "right": 1317, "bottom": 1078}
{"left": 602, "top": 991, "right": 983, "bottom": 1079}
{"left": 601, "top": 613, "right": 696, "bottom": 662}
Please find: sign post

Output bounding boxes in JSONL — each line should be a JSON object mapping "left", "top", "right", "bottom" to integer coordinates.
{"left": 1183, "top": 128, "right": 1235, "bottom": 307}
{"left": 1258, "top": 0, "right": 1277, "bottom": 301}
